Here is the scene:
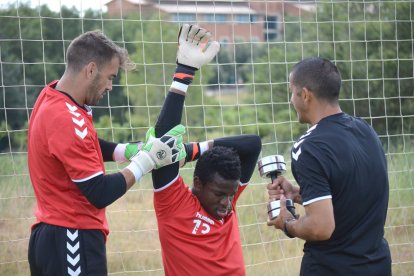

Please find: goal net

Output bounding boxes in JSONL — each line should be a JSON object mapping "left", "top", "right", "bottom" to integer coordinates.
{"left": 0, "top": 0, "right": 413, "bottom": 275}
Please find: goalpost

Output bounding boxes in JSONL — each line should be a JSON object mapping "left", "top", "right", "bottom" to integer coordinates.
{"left": 0, "top": 0, "right": 413, "bottom": 275}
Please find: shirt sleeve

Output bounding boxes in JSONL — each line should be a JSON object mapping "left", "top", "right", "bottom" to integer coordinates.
{"left": 234, "top": 182, "right": 247, "bottom": 203}
{"left": 292, "top": 141, "right": 332, "bottom": 206}
{"left": 154, "top": 176, "right": 193, "bottom": 218}
{"left": 48, "top": 114, "right": 104, "bottom": 182}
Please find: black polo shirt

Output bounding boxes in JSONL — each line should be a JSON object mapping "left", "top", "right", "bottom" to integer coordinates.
{"left": 291, "top": 112, "right": 391, "bottom": 275}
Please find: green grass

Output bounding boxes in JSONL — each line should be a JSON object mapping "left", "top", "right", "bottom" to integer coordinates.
{"left": 0, "top": 149, "right": 413, "bottom": 275}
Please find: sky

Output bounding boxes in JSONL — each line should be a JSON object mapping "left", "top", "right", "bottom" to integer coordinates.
{"left": 0, "top": 0, "right": 109, "bottom": 12}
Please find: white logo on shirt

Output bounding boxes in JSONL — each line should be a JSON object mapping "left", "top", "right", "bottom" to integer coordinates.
{"left": 66, "top": 102, "right": 88, "bottom": 140}
{"left": 293, "top": 139, "right": 305, "bottom": 149}
{"left": 292, "top": 147, "right": 302, "bottom": 161}
{"left": 192, "top": 212, "right": 214, "bottom": 235}
{"left": 292, "top": 124, "right": 318, "bottom": 161}
{"left": 72, "top": 117, "right": 85, "bottom": 128}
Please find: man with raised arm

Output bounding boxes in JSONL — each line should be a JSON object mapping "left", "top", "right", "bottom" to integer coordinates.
{"left": 151, "top": 24, "right": 262, "bottom": 275}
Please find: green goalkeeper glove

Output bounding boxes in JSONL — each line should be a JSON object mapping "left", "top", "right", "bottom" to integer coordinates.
{"left": 124, "top": 142, "right": 142, "bottom": 160}
{"left": 130, "top": 124, "right": 187, "bottom": 175}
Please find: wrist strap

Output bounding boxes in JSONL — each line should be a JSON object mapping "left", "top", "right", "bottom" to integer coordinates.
{"left": 184, "top": 142, "right": 201, "bottom": 163}
{"left": 198, "top": 141, "right": 209, "bottom": 155}
{"left": 283, "top": 218, "right": 296, "bottom": 238}
{"left": 126, "top": 162, "right": 144, "bottom": 182}
{"left": 114, "top": 143, "right": 127, "bottom": 162}
{"left": 171, "top": 81, "right": 189, "bottom": 93}
{"left": 173, "top": 63, "right": 196, "bottom": 85}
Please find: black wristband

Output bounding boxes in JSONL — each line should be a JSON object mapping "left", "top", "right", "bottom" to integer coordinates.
{"left": 173, "top": 63, "right": 197, "bottom": 85}
{"left": 184, "top": 142, "right": 201, "bottom": 163}
{"left": 283, "top": 218, "right": 296, "bottom": 238}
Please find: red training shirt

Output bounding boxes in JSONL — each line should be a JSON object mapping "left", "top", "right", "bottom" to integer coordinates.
{"left": 154, "top": 175, "right": 247, "bottom": 276}
{"left": 28, "top": 80, "right": 109, "bottom": 236}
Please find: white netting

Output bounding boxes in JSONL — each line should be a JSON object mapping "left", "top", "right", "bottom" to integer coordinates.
{"left": 0, "top": 0, "right": 413, "bottom": 275}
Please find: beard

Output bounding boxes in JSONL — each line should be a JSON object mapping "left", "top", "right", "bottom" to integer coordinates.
{"left": 87, "top": 77, "right": 103, "bottom": 106}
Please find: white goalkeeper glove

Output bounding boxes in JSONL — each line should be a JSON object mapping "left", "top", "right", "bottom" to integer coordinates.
{"left": 172, "top": 24, "right": 220, "bottom": 92}
{"left": 176, "top": 24, "right": 220, "bottom": 70}
{"left": 127, "top": 124, "right": 186, "bottom": 181}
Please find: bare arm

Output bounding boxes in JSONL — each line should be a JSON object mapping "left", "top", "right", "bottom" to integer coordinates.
{"left": 120, "top": 168, "right": 137, "bottom": 190}
{"left": 267, "top": 195, "right": 335, "bottom": 241}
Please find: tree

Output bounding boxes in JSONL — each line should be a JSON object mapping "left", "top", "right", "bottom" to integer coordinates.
{"left": 0, "top": 4, "right": 133, "bottom": 149}
{"left": 241, "top": 1, "right": 413, "bottom": 148}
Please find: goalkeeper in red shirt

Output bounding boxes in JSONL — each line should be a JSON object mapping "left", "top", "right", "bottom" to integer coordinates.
{"left": 151, "top": 24, "right": 261, "bottom": 276}
{"left": 27, "top": 30, "right": 186, "bottom": 275}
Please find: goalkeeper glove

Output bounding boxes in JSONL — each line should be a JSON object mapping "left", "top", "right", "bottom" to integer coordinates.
{"left": 127, "top": 124, "right": 186, "bottom": 180}
{"left": 172, "top": 24, "right": 220, "bottom": 90}
{"left": 113, "top": 142, "right": 143, "bottom": 163}
{"left": 176, "top": 24, "right": 220, "bottom": 70}
{"left": 124, "top": 142, "right": 142, "bottom": 160}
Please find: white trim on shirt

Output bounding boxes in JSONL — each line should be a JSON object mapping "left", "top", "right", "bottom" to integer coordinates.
{"left": 72, "top": 171, "right": 103, "bottom": 182}
{"left": 303, "top": 195, "right": 332, "bottom": 206}
{"left": 154, "top": 174, "right": 180, "bottom": 192}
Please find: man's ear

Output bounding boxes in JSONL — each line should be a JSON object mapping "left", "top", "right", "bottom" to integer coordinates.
{"left": 302, "top": 87, "right": 313, "bottom": 103}
{"left": 193, "top": 176, "right": 203, "bottom": 193}
{"left": 85, "top": 62, "right": 97, "bottom": 79}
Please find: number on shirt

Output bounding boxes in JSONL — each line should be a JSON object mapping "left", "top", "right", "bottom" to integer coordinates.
{"left": 192, "top": 219, "right": 210, "bottom": 234}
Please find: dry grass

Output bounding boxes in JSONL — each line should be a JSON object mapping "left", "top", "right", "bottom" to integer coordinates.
{"left": 0, "top": 151, "right": 413, "bottom": 275}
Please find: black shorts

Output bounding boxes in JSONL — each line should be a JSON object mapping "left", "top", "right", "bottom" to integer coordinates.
{"left": 300, "top": 246, "right": 392, "bottom": 276}
{"left": 28, "top": 223, "right": 107, "bottom": 276}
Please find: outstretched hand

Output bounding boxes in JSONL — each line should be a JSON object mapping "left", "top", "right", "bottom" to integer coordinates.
{"left": 176, "top": 24, "right": 220, "bottom": 69}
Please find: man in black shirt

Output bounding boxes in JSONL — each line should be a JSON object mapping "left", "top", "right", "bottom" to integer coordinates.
{"left": 267, "top": 57, "right": 391, "bottom": 275}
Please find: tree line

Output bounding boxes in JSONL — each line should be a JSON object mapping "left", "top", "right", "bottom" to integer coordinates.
{"left": 0, "top": 2, "right": 412, "bottom": 154}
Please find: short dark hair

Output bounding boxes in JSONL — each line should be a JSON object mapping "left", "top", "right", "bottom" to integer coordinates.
{"left": 66, "top": 30, "right": 134, "bottom": 72}
{"left": 194, "top": 146, "right": 241, "bottom": 184}
{"left": 291, "top": 57, "right": 342, "bottom": 103}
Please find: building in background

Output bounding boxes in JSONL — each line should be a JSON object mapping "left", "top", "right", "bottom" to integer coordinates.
{"left": 105, "top": 0, "right": 315, "bottom": 43}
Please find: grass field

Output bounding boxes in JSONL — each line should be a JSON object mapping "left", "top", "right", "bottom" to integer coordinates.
{"left": 0, "top": 148, "right": 413, "bottom": 275}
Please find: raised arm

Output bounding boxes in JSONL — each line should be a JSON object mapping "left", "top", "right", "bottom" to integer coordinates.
{"left": 152, "top": 24, "right": 220, "bottom": 188}
{"left": 212, "top": 135, "right": 261, "bottom": 184}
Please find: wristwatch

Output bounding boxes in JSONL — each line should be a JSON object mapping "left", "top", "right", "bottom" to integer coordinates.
{"left": 283, "top": 218, "right": 296, "bottom": 238}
